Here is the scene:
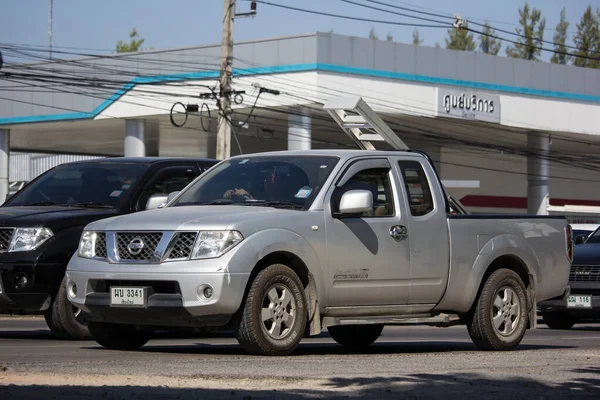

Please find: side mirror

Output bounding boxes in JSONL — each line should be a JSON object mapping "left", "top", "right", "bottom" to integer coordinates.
{"left": 574, "top": 234, "right": 588, "bottom": 245}
{"left": 337, "top": 190, "right": 373, "bottom": 216}
{"left": 167, "top": 191, "right": 180, "bottom": 204}
{"left": 146, "top": 194, "right": 168, "bottom": 210}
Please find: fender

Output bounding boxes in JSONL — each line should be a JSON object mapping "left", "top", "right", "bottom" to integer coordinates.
{"left": 227, "top": 228, "right": 327, "bottom": 309}
{"left": 435, "top": 234, "right": 540, "bottom": 314}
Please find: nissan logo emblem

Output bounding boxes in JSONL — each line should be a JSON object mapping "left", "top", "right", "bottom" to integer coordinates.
{"left": 127, "top": 237, "right": 145, "bottom": 256}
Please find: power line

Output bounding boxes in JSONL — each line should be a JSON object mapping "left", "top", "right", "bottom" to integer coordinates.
{"left": 248, "top": 0, "right": 449, "bottom": 28}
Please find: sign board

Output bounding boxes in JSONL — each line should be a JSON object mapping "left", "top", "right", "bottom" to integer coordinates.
{"left": 436, "top": 88, "right": 500, "bottom": 123}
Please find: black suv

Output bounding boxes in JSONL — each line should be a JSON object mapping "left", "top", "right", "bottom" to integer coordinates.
{"left": 0, "top": 157, "right": 217, "bottom": 339}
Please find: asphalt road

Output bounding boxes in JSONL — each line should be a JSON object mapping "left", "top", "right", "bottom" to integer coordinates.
{"left": 1, "top": 317, "right": 600, "bottom": 399}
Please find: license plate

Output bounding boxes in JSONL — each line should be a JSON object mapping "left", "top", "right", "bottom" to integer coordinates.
{"left": 567, "top": 295, "right": 592, "bottom": 309}
{"left": 110, "top": 287, "right": 147, "bottom": 307}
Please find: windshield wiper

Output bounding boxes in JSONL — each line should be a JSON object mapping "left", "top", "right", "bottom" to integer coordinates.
{"left": 246, "top": 201, "right": 304, "bottom": 210}
{"left": 67, "top": 202, "right": 114, "bottom": 209}
{"left": 23, "top": 201, "right": 58, "bottom": 206}
{"left": 200, "top": 199, "right": 236, "bottom": 205}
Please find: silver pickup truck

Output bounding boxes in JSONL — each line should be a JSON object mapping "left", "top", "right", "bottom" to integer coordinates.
{"left": 66, "top": 98, "right": 572, "bottom": 356}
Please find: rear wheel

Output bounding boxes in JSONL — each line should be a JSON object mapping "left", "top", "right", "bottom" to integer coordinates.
{"left": 328, "top": 324, "right": 384, "bottom": 348}
{"left": 467, "top": 269, "right": 528, "bottom": 351}
{"left": 88, "top": 322, "right": 154, "bottom": 350}
{"left": 44, "top": 277, "right": 90, "bottom": 340}
{"left": 542, "top": 311, "right": 575, "bottom": 330}
{"left": 235, "top": 264, "right": 307, "bottom": 356}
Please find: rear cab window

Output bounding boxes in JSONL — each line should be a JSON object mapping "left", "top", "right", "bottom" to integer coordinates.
{"left": 398, "top": 161, "right": 434, "bottom": 217}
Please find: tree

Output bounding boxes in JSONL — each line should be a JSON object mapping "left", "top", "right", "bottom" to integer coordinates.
{"left": 368, "top": 28, "right": 378, "bottom": 40}
{"left": 551, "top": 7, "right": 571, "bottom": 64}
{"left": 386, "top": 32, "right": 393, "bottom": 42}
{"left": 116, "top": 27, "right": 145, "bottom": 53}
{"left": 478, "top": 21, "right": 501, "bottom": 55}
{"left": 412, "top": 29, "right": 423, "bottom": 46}
{"left": 572, "top": 6, "right": 599, "bottom": 68}
{"left": 505, "top": 2, "right": 546, "bottom": 61}
{"left": 445, "top": 24, "right": 476, "bottom": 51}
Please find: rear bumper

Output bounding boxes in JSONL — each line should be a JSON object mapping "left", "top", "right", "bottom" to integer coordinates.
{"left": 0, "top": 262, "right": 64, "bottom": 313}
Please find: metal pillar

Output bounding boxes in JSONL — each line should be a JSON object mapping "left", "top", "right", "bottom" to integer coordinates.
{"left": 0, "top": 129, "right": 9, "bottom": 204}
{"left": 125, "top": 120, "right": 146, "bottom": 157}
{"left": 288, "top": 109, "right": 311, "bottom": 150}
{"left": 527, "top": 132, "right": 550, "bottom": 215}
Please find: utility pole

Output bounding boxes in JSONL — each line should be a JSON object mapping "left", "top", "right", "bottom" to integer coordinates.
{"left": 216, "top": 0, "right": 235, "bottom": 160}
{"left": 48, "top": 0, "right": 53, "bottom": 59}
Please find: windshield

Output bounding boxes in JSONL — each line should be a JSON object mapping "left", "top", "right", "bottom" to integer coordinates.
{"left": 6, "top": 162, "right": 148, "bottom": 209}
{"left": 584, "top": 228, "right": 600, "bottom": 244}
{"left": 171, "top": 156, "right": 339, "bottom": 209}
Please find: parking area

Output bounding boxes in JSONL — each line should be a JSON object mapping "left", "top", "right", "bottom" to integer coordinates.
{"left": 1, "top": 317, "right": 599, "bottom": 399}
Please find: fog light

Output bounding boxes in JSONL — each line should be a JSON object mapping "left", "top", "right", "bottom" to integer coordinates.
{"left": 197, "top": 284, "right": 214, "bottom": 301}
{"left": 67, "top": 281, "right": 77, "bottom": 299}
{"left": 14, "top": 273, "right": 28, "bottom": 290}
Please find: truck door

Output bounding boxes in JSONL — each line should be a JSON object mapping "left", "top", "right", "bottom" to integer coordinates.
{"left": 392, "top": 157, "right": 450, "bottom": 305}
{"left": 324, "top": 158, "right": 411, "bottom": 307}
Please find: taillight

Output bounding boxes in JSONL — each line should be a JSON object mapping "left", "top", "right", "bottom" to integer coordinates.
{"left": 566, "top": 224, "right": 573, "bottom": 263}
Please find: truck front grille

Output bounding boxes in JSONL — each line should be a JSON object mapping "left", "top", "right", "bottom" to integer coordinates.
{"left": 116, "top": 232, "right": 162, "bottom": 261}
{"left": 94, "top": 232, "right": 107, "bottom": 258}
{"left": 166, "top": 232, "right": 197, "bottom": 260}
{"left": 0, "top": 228, "right": 14, "bottom": 253}
{"left": 570, "top": 265, "right": 600, "bottom": 282}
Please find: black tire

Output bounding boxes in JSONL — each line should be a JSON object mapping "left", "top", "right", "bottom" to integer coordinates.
{"left": 235, "top": 264, "right": 307, "bottom": 356}
{"left": 328, "top": 324, "right": 384, "bottom": 348}
{"left": 542, "top": 311, "right": 575, "bottom": 330}
{"left": 44, "top": 276, "right": 91, "bottom": 340}
{"left": 467, "top": 269, "right": 529, "bottom": 351}
{"left": 88, "top": 321, "right": 154, "bottom": 350}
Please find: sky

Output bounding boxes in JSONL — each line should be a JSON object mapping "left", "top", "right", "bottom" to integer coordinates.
{"left": 0, "top": 0, "right": 598, "bottom": 61}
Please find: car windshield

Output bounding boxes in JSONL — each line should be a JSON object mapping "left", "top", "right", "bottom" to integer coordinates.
{"left": 6, "top": 162, "right": 148, "bottom": 209}
{"left": 171, "top": 156, "right": 339, "bottom": 210}
{"left": 584, "top": 228, "right": 600, "bottom": 244}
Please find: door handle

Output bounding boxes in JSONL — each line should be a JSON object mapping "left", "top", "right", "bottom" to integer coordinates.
{"left": 390, "top": 225, "right": 408, "bottom": 242}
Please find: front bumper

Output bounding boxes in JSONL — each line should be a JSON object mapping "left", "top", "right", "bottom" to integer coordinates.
{"left": 538, "top": 282, "right": 600, "bottom": 317}
{"left": 66, "top": 256, "right": 251, "bottom": 328}
{"left": 0, "top": 262, "right": 64, "bottom": 313}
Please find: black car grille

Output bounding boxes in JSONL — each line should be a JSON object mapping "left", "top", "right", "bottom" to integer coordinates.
{"left": 94, "top": 232, "right": 107, "bottom": 258}
{"left": 116, "top": 232, "right": 162, "bottom": 261}
{"left": 0, "top": 228, "right": 14, "bottom": 253}
{"left": 570, "top": 265, "right": 600, "bottom": 282}
{"left": 166, "top": 232, "right": 197, "bottom": 260}
{"left": 571, "top": 288, "right": 600, "bottom": 296}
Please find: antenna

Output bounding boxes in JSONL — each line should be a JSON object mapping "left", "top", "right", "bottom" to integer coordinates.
{"left": 48, "top": 0, "right": 53, "bottom": 59}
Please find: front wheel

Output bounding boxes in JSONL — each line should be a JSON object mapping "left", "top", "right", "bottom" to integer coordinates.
{"left": 328, "top": 324, "right": 383, "bottom": 348}
{"left": 542, "top": 311, "right": 575, "bottom": 330}
{"left": 44, "top": 276, "right": 90, "bottom": 340}
{"left": 235, "top": 264, "right": 307, "bottom": 356}
{"left": 467, "top": 269, "right": 528, "bottom": 351}
{"left": 88, "top": 322, "right": 154, "bottom": 350}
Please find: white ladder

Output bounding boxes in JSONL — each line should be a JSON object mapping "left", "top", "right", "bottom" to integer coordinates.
{"left": 323, "top": 96, "right": 409, "bottom": 151}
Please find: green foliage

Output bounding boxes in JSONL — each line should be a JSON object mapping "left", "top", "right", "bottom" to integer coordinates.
{"left": 479, "top": 22, "right": 501, "bottom": 55}
{"left": 572, "top": 6, "right": 600, "bottom": 68}
{"left": 116, "top": 28, "right": 145, "bottom": 53}
{"left": 505, "top": 2, "right": 546, "bottom": 60}
{"left": 412, "top": 29, "right": 423, "bottom": 46}
{"left": 368, "top": 28, "right": 378, "bottom": 40}
{"left": 445, "top": 24, "right": 476, "bottom": 51}
{"left": 551, "top": 7, "right": 571, "bottom": 64}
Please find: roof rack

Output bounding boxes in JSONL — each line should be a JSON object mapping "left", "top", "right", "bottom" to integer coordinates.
{"left": 323, "top": 96, "right": 409, "bottom": 151}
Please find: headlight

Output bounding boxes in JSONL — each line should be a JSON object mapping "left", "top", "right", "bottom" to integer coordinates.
{"left": 9, "top": 228, "right": 53, "bottom": 252}
{"left": 191, "top": 230, "right": 243, "bottom": 259}
{"left": 78, "top": 231, "right": 97, "bottom": 259}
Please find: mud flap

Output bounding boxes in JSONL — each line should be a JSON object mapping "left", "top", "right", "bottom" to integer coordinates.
{"left": 305, "top": 273, "right": 321, "bottom": 336}
{"left": 527, "top": 273, "right": 537, "bottom": 329}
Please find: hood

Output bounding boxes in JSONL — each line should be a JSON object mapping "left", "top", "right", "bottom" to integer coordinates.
{"left": 87, "top": 205, "right": 300, "bottom": 232}
{"left": 0, "top": 206, "right": 120, "bottom": 231}
{"left": 572, "top": 243, "right": 600, "bottom": 265}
